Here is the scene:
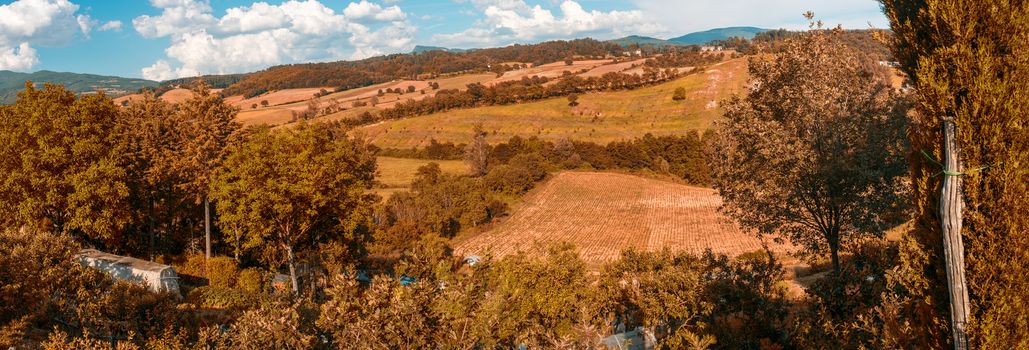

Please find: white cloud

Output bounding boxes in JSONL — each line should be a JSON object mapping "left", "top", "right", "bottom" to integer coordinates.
{"left": 0, "top": 0, "right": 93, "bottom": 71}
{"left": 99, "top": 20, "right": 123, "bottom": 32}
{"left": 343, "top": 0, "right": 406, "bottom": 22}
{"left": 434, "top": 0, "right": 660, "bottom": 48}
{"left": 137, "top": 0, "right": 416, "bottom": 80}
{"left": 132, "top": 0, "right": 217, "bottom": 39}
{"left": 0, "top": 43, "right": 39, "bottom": 71}
{"left": 141, "top": 60, "right": 179, "bottom": 81}
{"left": 77, "top": 14, "right": 94, "bottom": 36}
{"left": 629, "top": 0, "right": 889, "bottom": 37}
{"left": 467, "top": 0, "right": 531, "bottom": 12}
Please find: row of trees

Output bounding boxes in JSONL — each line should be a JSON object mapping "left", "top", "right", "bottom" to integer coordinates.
{"left": 380, "top": 132, "right": 712, "bottom": 186}
{"left": 369, "top": 67, "right": 697, "bottom": 124}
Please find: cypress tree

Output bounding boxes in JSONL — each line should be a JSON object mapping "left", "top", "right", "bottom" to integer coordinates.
{"left": 880, "top": 1, "right": 1029, "bottom": 347}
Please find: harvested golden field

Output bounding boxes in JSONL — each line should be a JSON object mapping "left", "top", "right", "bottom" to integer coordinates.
{"left": 487, "top": 59, "right": 611, "bottom": 86}
{"left": 114, "top": 88, "right": 193, "bottom": 105}
{"left": 579, "top": 58, "right": 648, "bottom": 77}
{"left": 373, "top": 156, "right": 466, "bottom": 198}
{"left": 236, "top": 108, "right": 297, "bottom": 126}
{"left": 360, "top": 58, "right": 749, "bottom": 148}
{"left": 238, "top": 74, "right": 496, "bottom": 127}
{"left": 453, "top": 172, "right": 796, "bottom": 266}
{"left": 225, "top": 87, "right": 331, "bottom": 108}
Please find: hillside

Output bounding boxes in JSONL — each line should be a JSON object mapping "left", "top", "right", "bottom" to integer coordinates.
{"left": 669, "top": 26, "right": 769, "bottom": 44}
{"left": 0, "top": 70, "right": 158, "bottom": 104}
{"left": 453, "top": 172, "right": 796, "bottom": 266}
{"left": 607, "top": 35, "right": 686, "bottom": 47}
{"left": 357, "top": 57, "right": 749, "bottom": 148}
{"left": 221, "top": 38, "right": 624, "bottom": 97}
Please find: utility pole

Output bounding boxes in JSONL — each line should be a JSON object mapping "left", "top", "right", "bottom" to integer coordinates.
{"left": 939, "top": 117, "right": 970, "bottom": 350}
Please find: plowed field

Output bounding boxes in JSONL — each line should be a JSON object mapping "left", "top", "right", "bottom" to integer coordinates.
{"left": 454, "top": 172, "right": 796, "bottom": 265}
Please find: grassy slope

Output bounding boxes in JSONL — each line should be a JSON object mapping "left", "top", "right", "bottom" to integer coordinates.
{"left": 359, "top": 57, "right": 749, "bottom": 148}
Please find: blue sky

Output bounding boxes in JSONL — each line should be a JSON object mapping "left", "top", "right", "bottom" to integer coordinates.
{"left": 0, "top": 0, "right": 889, "bottom": 80}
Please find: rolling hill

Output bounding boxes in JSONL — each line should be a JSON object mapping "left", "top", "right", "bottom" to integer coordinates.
{"left": 411, "top": 45, "right": 468, "bottom": 54}
{"left": 607, "top": 35, "right": 686, "bottom": 47}
{"left": 1, "top": 70, "right": 158, "bottom": 104}
{"left": 669, "top": 26, "right": 769, "bottom": 44}
{"left": 356, "top": 57, "right": 750, "bottom": 149}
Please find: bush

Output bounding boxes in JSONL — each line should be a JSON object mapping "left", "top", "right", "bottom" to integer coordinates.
{"left": 483, "top": 153, "right": 547, "bottom": 195}
{"left": 206, "top": 257, "right": 239, "bottom": 288}
{"left": 672, "top": 86, "right": 687, "bottom": 101}
{"left": 177, "top": 254, "right": 206, "bottom": 278}
{"left": 236, "top": 268, "right": 265, "bottom": 294}
{"left": 186, "top": 286, "right": 274, "bottom": 310}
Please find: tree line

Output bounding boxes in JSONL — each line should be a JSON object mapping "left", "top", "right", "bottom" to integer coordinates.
{"left": 360, "top": 66, "right": 698, "bottom": 125}
{"left": 379, "top": 132, "right": 712, "bottom": 186}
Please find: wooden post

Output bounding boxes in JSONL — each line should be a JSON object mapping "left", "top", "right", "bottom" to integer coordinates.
{"left": 940, "top": 118, "right": 970, "bottom": 350}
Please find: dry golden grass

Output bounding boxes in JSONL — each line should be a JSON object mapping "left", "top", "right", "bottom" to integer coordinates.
{"left": 236, "top": 108, "right": 297, "bottom": 126}
{"left": 360, "top": 58, "right": 750, "bottom": 148}
{"left": 453, "top": 171, "right": 797, "bottom": 266}
{"left": 114, "top": 88, "right": 193, "bottom": 105}
{"left": 160, "top": 88, "right": 196, "bottom": 103}
{"left": 225, "top": 87, "right": 332, "bottom": 108}
{"left": 486, "top": 59, "right": 612, "bottom": 86}
{"left": 579, "top": 58, "right": 648, "bottom": 77}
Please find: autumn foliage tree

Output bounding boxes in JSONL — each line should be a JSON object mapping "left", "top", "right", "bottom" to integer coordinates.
{"left": 880, "top": 0, "right": 1029, "bottom": 347}
{"left": 464, "top": 124, "right": 490, "bottom": 176}
{"left": 212, "top": 123, "right": 377, "bottom": 295}
{"left": 708, "top": 20, "right": 910, "bottom": 274}
{"left": 118, "top": 92, "right": 192, "bottom": 257}
{"left": 0, "top": 83, "right": 131, "bottom": 245}
{"left": 173, "top": 83, "right": 240, "bottom": 258}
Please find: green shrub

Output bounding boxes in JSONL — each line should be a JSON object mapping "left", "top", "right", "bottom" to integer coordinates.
{"left": 236, "top": 268, "right": 265, "bottom": 294}
{"left": 672, "top": 86, "right": 687, "bottom": 101}
{"left": 177, "top": 254, "right": 207, "bottom": 278}
{"left": 205, "top": 257, "right": 239, "bottom": 288}
{"left": 186, "top": 286, "right": 273, "bottom": 310}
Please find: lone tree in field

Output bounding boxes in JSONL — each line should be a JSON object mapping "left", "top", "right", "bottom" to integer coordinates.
{"left": 464, "top": 124, "right": 490, "bottom": 176}
{"left": 567, "top": 93, "right": 579, "bottom": 107}
{"left": 212, "top": 123, "right": 376, "bottom": 296}
{"left": 708, "top": 19, "right": 910, "bottom": 274}
{"left": 672, "top": 87, "right": 686, "bottom": 101}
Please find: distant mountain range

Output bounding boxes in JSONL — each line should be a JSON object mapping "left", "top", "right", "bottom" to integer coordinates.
{"left": 668, "top": 26, "right": 768, "bottom": 44}
{"left": 1, "top": 70, "right": 158, "bottom": 104}
{"left": 607, "top": 35, "right": 688, "bottom": 47}
{"left": 607, "top": 27, "right": 770, "bottom": 47}
{"left": 411, "top": 45, "right": 468, "bottom": 54}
